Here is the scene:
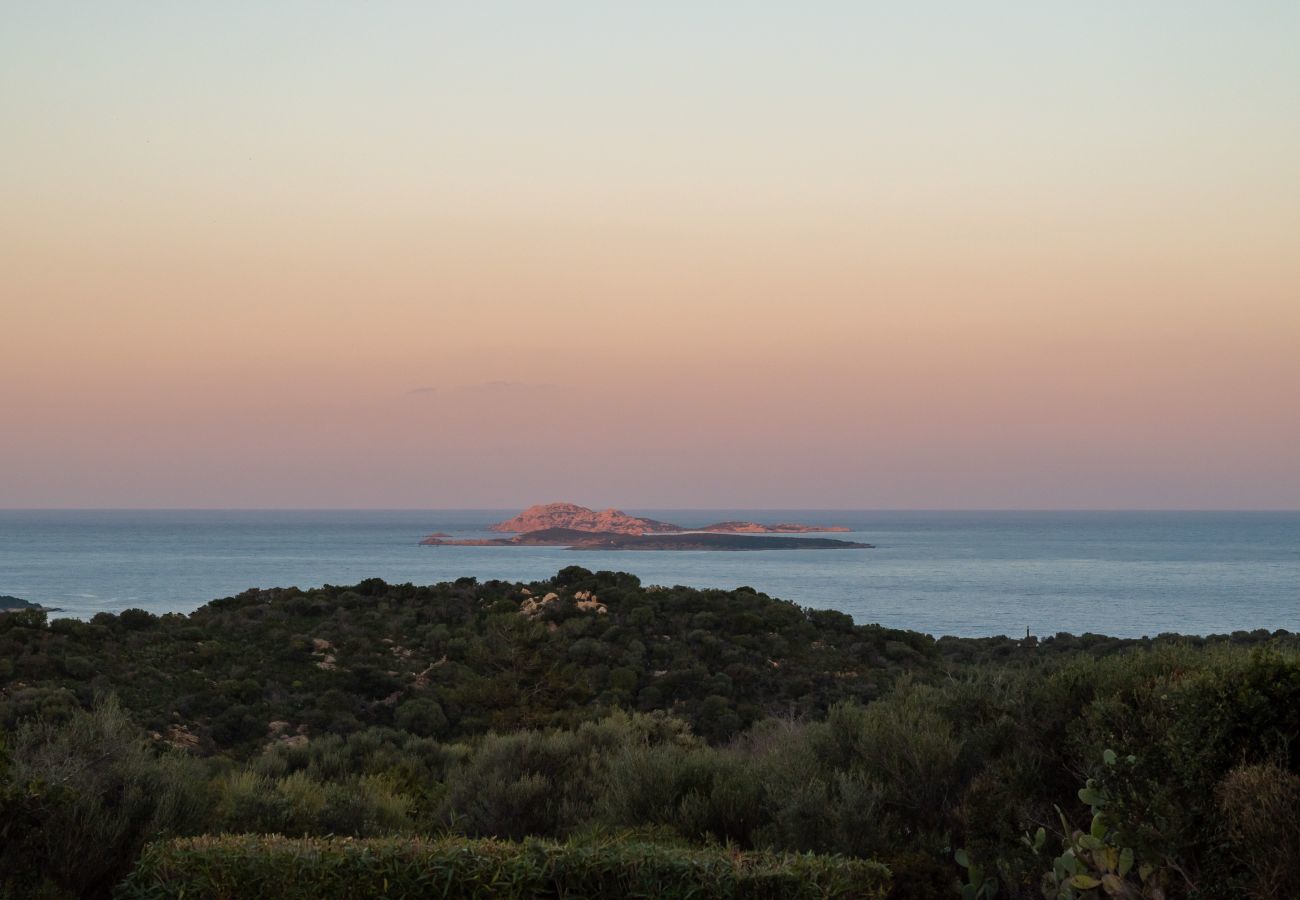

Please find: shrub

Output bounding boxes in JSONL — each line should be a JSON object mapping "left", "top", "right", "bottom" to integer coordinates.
{"left": 0, "top": 699, "right": 207, "bottom": 900}
{"left": 117, "top": 608, "right": 157, "bottom": 630}
{"left": 1216, "top": 762, "right": 1300, "bottom": 899}
{"left": 117, "top": 834, "right": 891, "bottom": 899}
{"left": 394, "top": 697, "right": 448, "bottom": 738}
{"left": 208, "top": 769, "right": 412, "bottom": 837}
{"left": 438, "top": 723, "right": 620, "bottom": 839}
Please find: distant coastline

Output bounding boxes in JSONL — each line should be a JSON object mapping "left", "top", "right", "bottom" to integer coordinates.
{"left": 0, "top": 595, "right": 61, "bottom": 614}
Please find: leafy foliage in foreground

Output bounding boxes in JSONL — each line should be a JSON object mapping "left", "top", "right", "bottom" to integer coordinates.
{"left": 2, "top": 569, "right": 1299, "bottom": 899}
{"left": 118, "top": 834, "right": 891, "bottom": 900}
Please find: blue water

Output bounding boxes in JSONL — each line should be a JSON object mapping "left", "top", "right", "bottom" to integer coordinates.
{"left": 1, "top": 510, "right": 1297, "bottom": 638}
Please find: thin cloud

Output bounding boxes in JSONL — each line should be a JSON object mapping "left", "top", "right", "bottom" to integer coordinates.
{"left": 405, "top": 381, "right": 561, "bottom": 397}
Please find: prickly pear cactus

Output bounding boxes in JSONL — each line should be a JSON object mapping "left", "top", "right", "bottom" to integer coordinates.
{"left": 1030, "top": 751, "right": 1170, "bottom": 900}
{"left": 954, "top": 846, "right": 1000, "bottom": 899}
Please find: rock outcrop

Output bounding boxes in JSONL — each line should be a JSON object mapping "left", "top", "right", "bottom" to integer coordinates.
{"left": 696, "top": 521, "right": 851, "bottom": 534}
{"left": 519, "top": 589, "right": 608, "bottom": 617}
{"left": 489, "top": 503, "right": 681, "bottom": 535}
{"left": 484, "top": 503, "right": 849, "bottom": 536}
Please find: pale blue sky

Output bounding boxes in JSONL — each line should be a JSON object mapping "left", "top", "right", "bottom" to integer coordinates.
{"left": 3, "top": 3, "right": 1299, "bottom": 507}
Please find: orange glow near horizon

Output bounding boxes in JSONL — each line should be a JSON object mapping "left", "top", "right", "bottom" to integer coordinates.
{"left": 3, "top": 4, "right": 1298, "bottom": 508}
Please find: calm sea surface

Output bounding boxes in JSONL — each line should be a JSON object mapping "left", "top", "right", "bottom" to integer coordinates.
{"left": 1, "top": 510, "right": 1297, "bottom": 638}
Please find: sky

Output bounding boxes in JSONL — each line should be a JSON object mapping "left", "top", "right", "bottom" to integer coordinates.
{"left": 3, "top": 2, "right": 1299, "bottom": 509}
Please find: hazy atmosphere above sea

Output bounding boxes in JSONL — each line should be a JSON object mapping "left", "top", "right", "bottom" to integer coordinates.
{"left": 4, "top": 3, "right": 1299, "bottom": 511}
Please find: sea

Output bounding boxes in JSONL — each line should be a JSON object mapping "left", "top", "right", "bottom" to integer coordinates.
{"left": 1, "top": 510, "right": 1297, "bottom": 639}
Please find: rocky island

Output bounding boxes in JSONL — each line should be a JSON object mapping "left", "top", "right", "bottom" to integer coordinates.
{"left": 421, "top": 504, "right": 869, "bottom": 550}
{"left": 485, "top": 502, "right": 850, "bottom": 535}
{"left": 487, "top": 503, "right": 681, "bottom": 535}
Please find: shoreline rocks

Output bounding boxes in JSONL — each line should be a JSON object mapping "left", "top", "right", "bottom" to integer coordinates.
{"left": 424, "top": 527, "right": 872, "bottom": 551}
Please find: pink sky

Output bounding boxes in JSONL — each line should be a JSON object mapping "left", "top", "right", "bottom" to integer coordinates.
{"left": 3, "top": 4, "right": 1298, "bottom": 508}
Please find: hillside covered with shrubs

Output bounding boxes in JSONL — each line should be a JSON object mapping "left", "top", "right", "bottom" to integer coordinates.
{"left": 2, "top": 568, "right": 1299, "bottom": 898}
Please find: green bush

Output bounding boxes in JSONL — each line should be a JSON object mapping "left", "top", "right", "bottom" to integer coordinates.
{"left": 117, "top": 834, "right": 891, "bottom": 899}
{"left": 437, "top": 714, "right": 674, "bottom": 839}
{"left": 5, "top": 572, "right": 1300, "bottom": 898}
{"left": 1216, "top": 762, "right": 1300, "bottom": 899}
{"left": 394, "top": 697, "right": 449, "bottom": 738}
{"left": 208, "top": 769, "right": 412, "bottom": 837}
{"left": 0, "top": 571, "right": 946, "bottom": 755}
{"left": 0, "top": 700, "right": 207, "bottom": 900}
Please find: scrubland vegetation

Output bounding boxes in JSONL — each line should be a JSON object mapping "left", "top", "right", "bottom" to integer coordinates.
{"left": 2, "top": 567, "right": 1298, "bottom": 898}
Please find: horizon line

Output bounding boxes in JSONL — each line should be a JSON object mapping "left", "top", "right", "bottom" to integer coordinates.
{"left": 3, "top": 506, "right": 1299, "bottom": 514}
